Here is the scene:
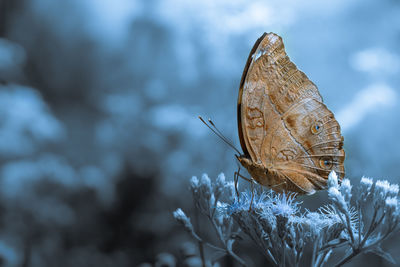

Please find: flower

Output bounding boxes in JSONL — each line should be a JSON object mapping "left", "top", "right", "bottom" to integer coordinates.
{"left": 215, "top": 173, "right": 226, "bottom": 198}
{"left": 228, "top": 190, "right": 269, "bottom": 213}
{"left": 359, "top": 177, "right": 374, "bottom": 200}
{"left": 328, "top": 187, "right": 347, "bottom": 212}
{"left": 225, "top": 181, "right": 236, "bottom": 201}
{"left": 328, "top": 187, "right": 340, "bottom": 199}
{"left": 190, "top": 176, "right": 199, "bottom": 189}
{"left": 340, "top": 179, "right": 352, "bottom": 201}
{"left": 328, "top": 171, "right": 339, "bottom": 188}
{"left": 200, "top": 174, "right": 212, "bottom": 199}
{"left": 360, "top": 177, "right": 373, "bottom": 191}
{"left": 175, "top": 173, "right": 400, "bottom": 266}
{"left": 388, "top": 184, "right": 399, "bottom": 197}
{"left": 173, "top": 208, "right": 194, "bottom": 233}
{"left": 215, "top": 201, "right": 230, "bottom": 226}
{"left": 216, "top": 173, "right": 226, "bottom": 188}
{"left": 375, "top": 180, "right": 390, "bottom": 198}
{"left": 385, "top": 197, "right": 398, "bottom": 214}
{"left": 269, "top": 193, "right": 298, "bottom": 217}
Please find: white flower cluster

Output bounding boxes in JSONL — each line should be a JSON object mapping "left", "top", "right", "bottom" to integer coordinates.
{"left": 174, "top": 173, "right": 245, "bottom": 266}
{"left": 325, "top": 172, "right": 400, "bottom": 266}
{"left": 229, "top": 179, "right": 345, "bottom": 266}
{"left": 174, "top": 172, "right": 400, "bottom": 266}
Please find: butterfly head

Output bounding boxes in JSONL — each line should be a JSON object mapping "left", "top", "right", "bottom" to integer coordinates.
{"left": 236, "top": 154, "right": 296, "bottom": 193}
{"left": 236, "top": 154, "right": 272, "bottom": 183}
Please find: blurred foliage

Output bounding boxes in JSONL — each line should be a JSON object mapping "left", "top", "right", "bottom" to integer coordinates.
{"left": 0, "top": 0, "right": 399, "bottom": 266}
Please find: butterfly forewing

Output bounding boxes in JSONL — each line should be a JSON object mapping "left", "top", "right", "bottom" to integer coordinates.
{"left": 238, "top": 33, "right": 267, "bottom": 158}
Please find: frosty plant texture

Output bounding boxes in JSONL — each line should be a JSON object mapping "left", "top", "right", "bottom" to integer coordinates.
{"left": 174, "top": 172, "right": 400, "bottom": 266}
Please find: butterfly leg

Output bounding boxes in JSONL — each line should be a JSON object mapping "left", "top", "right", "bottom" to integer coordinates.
{"left": 233, "top": 157, "right": 242, "bottom": 201}
{"left": 234, "top": 171, "right": 253, "bottom": 183}
{"left": 234, "top": 167, "right": 240, "bottom": 201}
{"left": 233, "top": 169, "right": 256, "bottom": 211}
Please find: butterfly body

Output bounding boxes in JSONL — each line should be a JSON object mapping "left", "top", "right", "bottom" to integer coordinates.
{"left": 236, "top": 155, "right": 288, "bottom": 190}
{"left": 237, "top": 33, "right": 345, "bottom": 195}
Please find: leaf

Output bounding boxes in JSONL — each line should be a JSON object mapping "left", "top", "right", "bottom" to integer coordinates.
{"left": 365, "top": 246, "right": 396, "bottom": 264}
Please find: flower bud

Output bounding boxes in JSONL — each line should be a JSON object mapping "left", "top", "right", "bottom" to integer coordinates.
{"left": 328, "top": 187, "right": 347, "bottom": 212}
{"left": 328, "top": 171, "right": 339, "bottom": 189}
{"left": 388, "top": 184, "right": 399, "bottom": 197}
{"left": 215, "top": 173, "right": 226, "bottom": 196}
{"left": 385, "top": 197, "right": 398, "bottom": 214}
{"left": 190, "top": 176, "right": 199, "bottom": 189}
{"left": 173, "top": 208, "right": 194, "bottom": 233}
{"left": 216, "top": 173, "right": 226, "bottom": 187}
{"left": 360, "top": 177, "right": 373, "bottom": 191}
{"left": 340, "top": 179, "right": 352, "bottom": 202}
{"left": 225, "top": 181, "right": 236, "bottom": 201}
{"left": 200, "top": 174, "right": 212, "bottom": 199}
{"left": 375, "top": 180, "right": 391, "bottom": 202}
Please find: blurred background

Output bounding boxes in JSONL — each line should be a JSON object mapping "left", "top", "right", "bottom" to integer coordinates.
{"left": 0, "top": 0, "right": 400, "bottom": 266}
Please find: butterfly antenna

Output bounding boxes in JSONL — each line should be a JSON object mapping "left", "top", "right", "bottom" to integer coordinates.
{"left": 208, "top": 118, "right": 236, "bottom": 146}
{"left": 208, "top": 118, "right": 244, "bottom": 155}
{"left": 198, "top": 116, "right": 242, "bottom": 155}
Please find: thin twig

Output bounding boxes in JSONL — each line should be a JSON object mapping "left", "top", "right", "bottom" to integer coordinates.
{"left": 209, "top": 215, "right": 247, "bottom": 266}
{"left": 194, "top": 200, "right": 206, "bottom": 267}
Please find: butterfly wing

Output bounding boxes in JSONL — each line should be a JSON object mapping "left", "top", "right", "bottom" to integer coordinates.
{"left": 277, "top": 98, "right": 345, "bottom": 189}
{"left": 238, "top": 32, "right": 267, "bottom": 158}
{"left": 238, "top": 33, "right": 345, "bottom": 193}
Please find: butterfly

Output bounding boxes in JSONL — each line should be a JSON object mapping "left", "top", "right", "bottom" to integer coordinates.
{"left": 235, "top": 32, "right": 345, "bottom": 195}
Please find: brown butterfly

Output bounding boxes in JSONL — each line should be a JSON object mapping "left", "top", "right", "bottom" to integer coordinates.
{"left": 235, "top": 32, "right": 345, "bottom": 195}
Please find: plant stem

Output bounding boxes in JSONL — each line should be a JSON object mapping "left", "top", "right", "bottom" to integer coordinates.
{"left": 195, "top": 200, "right": 206, "bottom": 267}
{"left": 311, "top": 237, "right": 319, "bottom": 267}
{"left": 316, "top": 250, "right": 330, "bottom": 267}
{"left": 335, "top": 250, "right": 358, "bottom": 267}
{"left": 198, "top": 240, "right": 206, "bottom": 267}
{"left": 360, "top": 213, "right": 385, "bottom": 248}
{"left": 226, "top": 241, "right": 247, "bottom": 266}
{"left": 281, "top": 239, "right": 286, "bottom": 267}
{"left": 209, "top": 215, "right": 247, "bottom": 266}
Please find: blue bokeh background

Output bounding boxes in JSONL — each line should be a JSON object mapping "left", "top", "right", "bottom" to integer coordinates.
{"left": 1, "top": 0, "right": 400, "bottom": 266}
